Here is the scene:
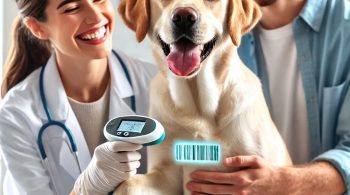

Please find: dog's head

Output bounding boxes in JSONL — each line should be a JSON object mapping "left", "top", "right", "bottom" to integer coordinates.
{"left": 119, "top": 0, "right": 261, "bottom": 77}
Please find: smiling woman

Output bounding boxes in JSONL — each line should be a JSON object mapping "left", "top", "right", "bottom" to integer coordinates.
{"left": 0, "top": 0, "right": 154, "bottom": 97}
{"left": 0, "top": 0, "right": 157, "bottom": 194}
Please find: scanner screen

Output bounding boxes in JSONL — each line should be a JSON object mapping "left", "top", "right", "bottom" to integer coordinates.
{"left": 117, "top": 120, "right": 145, "bottom": 133}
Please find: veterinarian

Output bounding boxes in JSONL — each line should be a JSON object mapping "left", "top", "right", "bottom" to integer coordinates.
{"left": 0, "top": 0, "right": 157, "bottom": 194}
{"left": 186, "top": 0, "right": 350, "bottom": 194}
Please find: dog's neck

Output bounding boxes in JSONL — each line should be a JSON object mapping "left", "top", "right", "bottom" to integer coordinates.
{"left": 166, "top": 45, "right": 240, "bottom": 120}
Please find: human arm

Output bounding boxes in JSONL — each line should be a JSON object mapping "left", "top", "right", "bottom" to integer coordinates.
{"left": 72, "top": 141, "right": 142, "bottom": 195}
{"left": 187, "top": 155, "right": 346, "bottom": 195}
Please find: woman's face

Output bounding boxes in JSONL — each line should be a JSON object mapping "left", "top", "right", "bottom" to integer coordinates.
{"left": 40, "top": 0, "right": 115, "bottom": 60}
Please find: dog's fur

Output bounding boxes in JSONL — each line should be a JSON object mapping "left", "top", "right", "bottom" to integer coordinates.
{"left": 115, "top": 0, "right": 292, "bottom": 194}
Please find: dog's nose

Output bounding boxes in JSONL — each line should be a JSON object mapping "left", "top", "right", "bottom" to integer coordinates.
{"left": 172, "top": 7, "right": 198, "bottom": 29}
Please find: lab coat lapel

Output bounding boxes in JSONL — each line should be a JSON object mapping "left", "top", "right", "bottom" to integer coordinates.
{"left": 109, "top": 95, "right": 135, "bottom": 118}
{"left": 39, "top": 55, "right": 91, "bottom": 177}
{"left": 108, "top": 52, "right": 136, "bottom": 118}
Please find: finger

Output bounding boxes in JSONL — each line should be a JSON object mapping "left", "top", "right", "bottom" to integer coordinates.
{"left": 116, "top": 169, "right": 138, "bottom": 180}
{"left": 126, "top": 169, "right": 137, "bottom": 177}
{"left": 115, "top": 151, "right": 142, "bottom": 162}
{"left": 225, "top": 155, "right": 264, "bottom": 168}
{"left": 117, "top": 160, "right": 141, "bottom": 172}
{"left": 187, "top": 181, "right": 240, "bottom": 194}
{"left": 191, "top": 171, "right": 250, "bottom": 186}
{"left": 108, "top": 141, "right": 143, "bottom": 152}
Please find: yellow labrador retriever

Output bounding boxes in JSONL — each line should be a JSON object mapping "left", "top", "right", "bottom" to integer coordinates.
{"left": 116, "top": 0, "right": 292, "bottom": 194}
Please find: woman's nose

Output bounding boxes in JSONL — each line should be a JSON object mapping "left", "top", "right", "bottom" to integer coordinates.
{"left": 84, "top": 4, "right": 104, "bottom": 24}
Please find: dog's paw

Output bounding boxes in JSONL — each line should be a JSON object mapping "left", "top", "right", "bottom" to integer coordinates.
{"left": 112, "top": 175, "right": 162, "bottom": 195}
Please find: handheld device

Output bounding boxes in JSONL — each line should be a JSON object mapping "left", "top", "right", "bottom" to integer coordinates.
{"left": 104, "top": 115, "right": 165, "bottom": 146}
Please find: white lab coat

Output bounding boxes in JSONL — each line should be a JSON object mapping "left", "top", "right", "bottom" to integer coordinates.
{"left": 0, "top": 50, "right": 157, "bottom": 195}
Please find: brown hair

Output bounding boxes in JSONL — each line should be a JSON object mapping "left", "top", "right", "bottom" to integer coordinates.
{"left": 1, "top": 0, "right": 51, "bottom": 97}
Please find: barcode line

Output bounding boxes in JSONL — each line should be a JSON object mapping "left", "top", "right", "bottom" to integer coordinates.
{"left": 175, "top": 144, "right": 220, "bottom": 161}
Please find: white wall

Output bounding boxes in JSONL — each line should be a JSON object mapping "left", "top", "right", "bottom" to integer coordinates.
{"left": 2, "top": 1, "right": 17, "bottom": 71}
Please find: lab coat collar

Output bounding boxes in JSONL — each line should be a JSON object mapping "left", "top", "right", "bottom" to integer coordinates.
{"left": 108, "top": 51, "right": 134, "bottom": 99}
{"left": 298, "top": 0, "right": 327, "bottom": 32}
{"left": 108, "top": 51, "right": 136, "bottom": 118}
{"left": 38, "top": 54, "right": 70, "bottom": 121}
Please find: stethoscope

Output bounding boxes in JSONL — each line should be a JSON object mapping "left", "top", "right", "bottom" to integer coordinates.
{"left": 37, "top": 50, "right": 136, "bottom": 173}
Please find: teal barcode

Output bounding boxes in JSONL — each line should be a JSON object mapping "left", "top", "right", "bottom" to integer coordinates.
{"left": 173, "top": 141, "right": 220, "bottom": 164}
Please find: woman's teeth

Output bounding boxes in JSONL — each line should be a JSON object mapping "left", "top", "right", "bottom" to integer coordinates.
{"left": 80, "top": 27, "right": 106, "bottom": 40}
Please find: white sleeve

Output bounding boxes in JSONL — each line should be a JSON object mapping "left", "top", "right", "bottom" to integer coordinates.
{"left": 0, "top": 110, "right": 55, "bottom": 195}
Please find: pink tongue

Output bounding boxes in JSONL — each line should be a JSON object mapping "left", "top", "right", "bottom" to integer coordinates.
{"left": 166, "top": 40, "right": 201, "bottom": 76}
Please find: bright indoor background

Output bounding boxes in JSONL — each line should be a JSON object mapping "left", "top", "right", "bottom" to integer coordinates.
{"left": 0, "top": 1, "right": 154, "bottom": 194}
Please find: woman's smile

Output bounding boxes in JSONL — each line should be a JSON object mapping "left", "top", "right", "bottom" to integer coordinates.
{"left": 76, "top": 24, "right": 108, "bottom": 45}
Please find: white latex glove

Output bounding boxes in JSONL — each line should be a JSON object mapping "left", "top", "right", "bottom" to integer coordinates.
{"left": 73, "top": 141, "right": 142, "bottom": 195}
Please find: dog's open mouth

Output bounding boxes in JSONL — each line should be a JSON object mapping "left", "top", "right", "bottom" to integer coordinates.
{"left": 159, "top": 36, "right": 217, "bottom": 76}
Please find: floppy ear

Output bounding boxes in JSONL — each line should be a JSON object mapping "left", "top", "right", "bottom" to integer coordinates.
{"left": 118, "top": 0, "right": 150, "bottom": 42}
{"left": 228, "top": 0, "right": 261, "bottom": 46}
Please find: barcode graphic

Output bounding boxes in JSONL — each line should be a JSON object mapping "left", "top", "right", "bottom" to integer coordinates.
{"left": 173, "top": 141, "right": 220, "bottom": 164}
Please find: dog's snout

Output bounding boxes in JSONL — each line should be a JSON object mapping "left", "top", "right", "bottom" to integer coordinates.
{"left": 172, "top": 7, "right": 198, "bottom": 29}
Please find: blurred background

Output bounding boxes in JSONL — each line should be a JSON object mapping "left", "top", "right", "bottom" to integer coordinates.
{"left": 0, "top": 1, "right": 155, "bottom": 194}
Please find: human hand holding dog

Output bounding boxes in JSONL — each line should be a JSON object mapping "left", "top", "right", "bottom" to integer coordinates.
{"left": 187, "top": 155, "right": 283, "bottom": 195}
{"left": 186, "top": 155, "right": 346, "bottom": 195}
{"left": 72, "top": 141, "right": 142, "bottom": 195}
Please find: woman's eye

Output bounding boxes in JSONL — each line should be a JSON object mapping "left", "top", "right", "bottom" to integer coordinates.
{"left": 63, "top": 6, "right": 79, "bottom": 13}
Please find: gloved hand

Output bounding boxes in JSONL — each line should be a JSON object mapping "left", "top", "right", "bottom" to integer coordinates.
{"left": 72, "top": 141, "right": 142, "bottom": 195}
